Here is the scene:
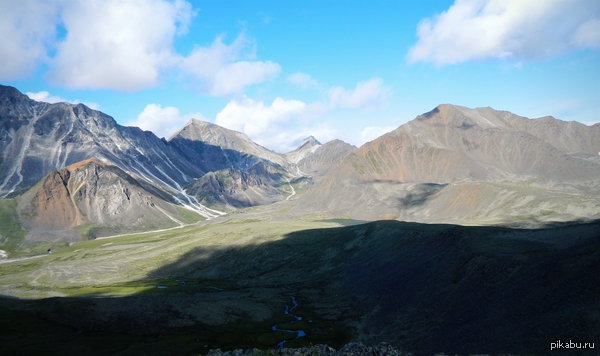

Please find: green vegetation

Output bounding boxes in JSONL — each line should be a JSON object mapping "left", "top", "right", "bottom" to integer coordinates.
{"left": 0, "top": 198, "right": 27, "bottom": 255}
{"left": 461, "top": 137, "right": 471, "bottom": 149}
{"left": 72, "top": 223, "right": 99, "bottom": 239}
{"left": 174, "top": 205, "right": 206, "bottom": 223}
{"left": 366, "top": 150, "right": 382, "bottom": 174}
{"left": 216, "top": 170, "right": 235, "bottom": 189}
{"left": 351, "top": 162, "right": 364, "bottom": 175}
{"left": 0, "top": 215, "right": 597, "bottom": 355}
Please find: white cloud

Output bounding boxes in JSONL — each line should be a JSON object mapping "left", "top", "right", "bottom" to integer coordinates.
{"left": 127, "top": 104, "right": 205, "bottom": 139}
{"left": 573, "top": 18, "right": 600, "bottom": 48}
{"left": 26, "top": 90, "right": 100, "bottom": 110}
{"left": 329, "top": 78, "right": 391, "bottom": 109}
{"left": 1, "top": 0, "right": 279, "bottom": 94}
{"left": 26, "top": 91, "right": 67, "bottom": 104}
{"left": 180, "top": 34, "right": 281, "bottom": 96}
{"left": 48, "top": 0, "right": 193, "bottom": 91}
{"left": 407, "top": 0, "right": 600, "bottom": 65}
{"left": 215, "top": 96, "right": 328, "bottom": 152}
{"left": 286, "top": 72, "right": 321, "bottom": 89}
{"left": 359, "top": 126, "right": 396, "bottom": 145}
{"left": 0, "top": 1, "right": 60, "bottom": 80}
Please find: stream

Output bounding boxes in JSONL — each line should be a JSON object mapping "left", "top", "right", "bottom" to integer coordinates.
{"left": 271, "top": 296, "right": 306, "bottom": 348}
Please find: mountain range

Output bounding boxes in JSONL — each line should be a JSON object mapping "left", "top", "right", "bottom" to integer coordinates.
{"left": 1, "top": 84, "right": 599, "bottom": 241}
{"left": 1, "top": 84, "right": 599, "bottom": 355}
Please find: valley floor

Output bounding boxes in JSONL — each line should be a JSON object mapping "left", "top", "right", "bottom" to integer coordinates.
{"left": 0, "top": 198, "right": 599, "bottom": 355}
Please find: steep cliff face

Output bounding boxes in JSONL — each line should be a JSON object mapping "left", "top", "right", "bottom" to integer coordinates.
{"left": 21, "top": 169, "right": 85, "bottom": 230}
{"left": 18, "top": 159, "right": 202, "bottom": 240}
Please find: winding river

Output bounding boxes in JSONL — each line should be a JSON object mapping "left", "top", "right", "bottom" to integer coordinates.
{"left": 272, "top": 296, "right": 306, "bottom": 348}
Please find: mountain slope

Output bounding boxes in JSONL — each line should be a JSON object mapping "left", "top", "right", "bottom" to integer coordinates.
{"left": 18, "top": 158, "right": 202, "bottom": 241}
{"left": 300, "top": 104, "right": 600, "bottom": 224}
{"left": 0, "top": 85, "right": 201, "bottom": 199}
{"left": 285, "top": 136, "right": 322, "bottom": 164}
{"left": 296, "top": 139, "right": 357, "bottom": 180}
{"left": 169, "top": 119, "right": 288, "bottom": 171}
{"left": 185, "top": 162, "right": 286, "bottom": 211}
{"left": 345, "top": 104, "right": 600, "bottom": 184}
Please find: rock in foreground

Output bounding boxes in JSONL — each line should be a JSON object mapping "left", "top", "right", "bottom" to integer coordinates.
{"left": 207, "top": 342, "right": 407, "bottom": 356}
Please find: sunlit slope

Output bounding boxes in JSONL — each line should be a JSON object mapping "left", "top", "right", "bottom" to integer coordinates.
{"left": 301, "top": 105, "right": 600, "bottom": 224}
{"left": 15, "top": 158, "right": 203, "bottom": 243}
{"left": 296, "top": 139, "right": 357, "bottom": 180}
{"left": 0, "top": 85, "right": 200, "bottom": 198}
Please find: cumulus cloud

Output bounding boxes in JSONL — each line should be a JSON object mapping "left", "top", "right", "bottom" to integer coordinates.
{"left": 26, "top": 90, "right": 100, "bottom": 110}
{"left": 180, "top": 34, "right": 281, "bottom": 96}
{"left": 286, "top": 72, "right": 321, "bottom": 89}
{"left": 0, "top": 1, "right": 60, "bottom": 80}
{"left": 127, "top": 103, "right": 205, "bottom": 139}
{"left": 47, "top": 0, "right": 193, "bottom": 91}
{"left": 215, "top": 96, "right": 328, "bottom": 152}
{"left": 26, "top": 91, "right": 68, "bottom": 104}
{"left": 329, "top": 78, "right": 391, "bottom": 109}
{"left": 407, "top": 0, "right": 600, "bottom": 65}
{"left": 1, "top": 0, "right": 280, "bottom": 93}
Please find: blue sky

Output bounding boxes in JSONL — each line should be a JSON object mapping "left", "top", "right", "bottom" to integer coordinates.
{"left": 2, "top": 0, "right": 599, "bottom": 152}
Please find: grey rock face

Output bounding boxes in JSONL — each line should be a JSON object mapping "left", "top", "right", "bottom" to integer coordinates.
{"left": 169, "top": 119, "right": 289, "bottom": 172}
{"left": 0, "top": 85, "right": 200, "bottom": 199}
{"left": 18, "top": 159, "right": 196, "bottom": 240}
{"left": 285, "top": 135, "right": 322, "bottom": 164}
{"left": 186, "top": 162, "right": 286, "bottom": 211}
{"left": 0, "top": 85, "right": 357, "bottom": 224}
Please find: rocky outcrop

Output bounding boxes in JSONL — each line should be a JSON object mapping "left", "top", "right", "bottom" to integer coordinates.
{"left": 18, "top": 158, "right": 201, "bottom": 240}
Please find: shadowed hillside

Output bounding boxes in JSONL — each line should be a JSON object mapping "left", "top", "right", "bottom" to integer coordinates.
{"left": 1, "top": 220, "right": 598, "bottom": 355}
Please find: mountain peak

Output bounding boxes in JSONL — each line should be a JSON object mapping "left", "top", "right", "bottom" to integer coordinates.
{"left": 300, "top": 136, "right": 321, "bottom": 147}
{"left": 285, "top": 136, "right": 323, "bottom": 163}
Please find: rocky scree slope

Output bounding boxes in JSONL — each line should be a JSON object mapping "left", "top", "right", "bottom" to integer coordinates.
{"left": 0, "top": 85, "right": 350, "bottom": 215}
{"left": 300, "top": 104, "right": 600, "bottom": 224}
{"left": 17, "top": 158, "right": 197, "bottom": 240}
{"left": 0, "top": 85, "right": 201, "bottom": 199}
{"left": 185, "top": 162, "right": 287, "bottom": 211}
